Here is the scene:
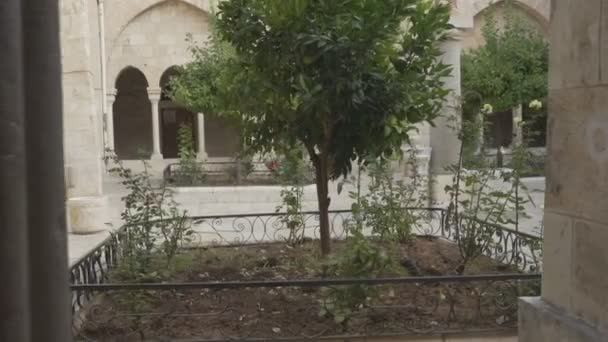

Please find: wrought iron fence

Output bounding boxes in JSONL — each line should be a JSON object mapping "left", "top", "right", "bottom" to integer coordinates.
{"left": 444, "top": 216, "right": 543, "bottom": 273}
{"left": 72, "top": 274, "right": 541, "bottom": 341}
{"left": 187, "top": 208, "right": 446, "bottom": 247}
{"left": 69, "top": 207, "right": 543, "bottom": 340}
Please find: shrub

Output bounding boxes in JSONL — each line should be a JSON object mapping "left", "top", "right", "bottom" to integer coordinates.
{"left": 175, "top": 123, "right": 205, "bottom": 186}
{"left": 107, "top": 155, "right": 195, "bottom": 281}
{"left": 320, "top": 229, "right": 401, "bottom": 324}
{"left": 358, "top": 152, "right": 429, "bottom": 243}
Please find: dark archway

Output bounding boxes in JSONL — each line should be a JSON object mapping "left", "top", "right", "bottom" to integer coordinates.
{"left": 159, "top": 66, "right": 197, "bottom": 159}
{"left": 114, "top": 67, "right": 153, "bottom": 159}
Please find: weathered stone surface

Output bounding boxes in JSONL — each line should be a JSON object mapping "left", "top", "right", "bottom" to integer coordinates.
{"left": 572, "top": 220, "right": 608, "bottom": 331}
{"left": 519, "top": 297, "right": 608, "bottom": 342}
{"left": 545, "top": 86, "right": 608, "bottom": 224}
{"left": 67, "top": 196, "right": 109, "bottom": 234}
{"left": 549, "top": 0, "right": 602, "bottom": 89}
{"left": 541, "top": 211, "right": 573, "bottom": 311}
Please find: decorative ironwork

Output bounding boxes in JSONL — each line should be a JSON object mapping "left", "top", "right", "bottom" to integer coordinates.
{"left": 186, "top": 208, "right": 445, "bottom": 247}
{"left": 444, "top": 216, "right": 543, "bottom": 273}
{"left": 69, "top": 207, "right": 543, "bottom": 338}
{"left": 72, "top": 274, "right": 541, "bottom": 341}
{"left": 69, "top": 234, "right": 121, "bottom": 315}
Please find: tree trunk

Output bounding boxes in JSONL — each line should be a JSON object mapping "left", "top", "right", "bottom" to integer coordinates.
{"left": 314, "top": 155, "right": 331, "bottom": 256}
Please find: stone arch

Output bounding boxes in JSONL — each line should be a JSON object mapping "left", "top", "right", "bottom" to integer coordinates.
{"left": 472, "top": 0, "right": 550, "bottom": 28}
{"left": 463, "top": 0, "right": 550, "bottom": 50}
{"left": 157, "top": 66, "right": 199, "bottom": 158}
{"left": 113, "top": 66, "right": 153, "bottom": 159}
{"left": 107, "top": 0, "right": 212, "bottom": 87}
{"left": 106, "top": 0, "right": 213, "bottom": 47}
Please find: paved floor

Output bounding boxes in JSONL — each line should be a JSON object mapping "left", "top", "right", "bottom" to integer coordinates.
{"left": 67, "top": 176, "right": 547, "bottom": 266}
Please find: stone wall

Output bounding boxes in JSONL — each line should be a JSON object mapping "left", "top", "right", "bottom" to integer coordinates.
{"left": 61, "top": 0, "right": 108, "bottom": 233}
{"left": 106, "top": 0, "right": 212, "bottom": 88}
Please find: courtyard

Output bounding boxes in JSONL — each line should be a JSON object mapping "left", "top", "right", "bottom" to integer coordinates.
{"left": 2, "top": 1, "right": 608, "bottom": 342}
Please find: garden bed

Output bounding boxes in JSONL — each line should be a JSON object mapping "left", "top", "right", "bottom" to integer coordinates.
{"left": 75, "top": 237, "right": 539, "bottom": 341}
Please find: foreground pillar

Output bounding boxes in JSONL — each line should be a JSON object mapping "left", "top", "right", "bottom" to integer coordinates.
{"left": 519, "top": 1, "right": 608, "bottom": 340}
{"left": 1, "top": 0, "right": 71, "bottom": 340}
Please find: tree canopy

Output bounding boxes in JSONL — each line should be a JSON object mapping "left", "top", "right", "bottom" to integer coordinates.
{"left": 171, "top": 0, "right": 453, "bottom": 254}
{"left": 461, "top": 5, "right": 549, "bottom": 113}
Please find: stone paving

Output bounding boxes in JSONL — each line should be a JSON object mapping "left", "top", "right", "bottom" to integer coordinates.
{"left": 68, "top": 176, "right": 547, "bottom": 266}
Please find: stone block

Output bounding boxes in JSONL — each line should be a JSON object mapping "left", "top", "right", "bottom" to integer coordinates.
{"left": 519, "top": 297, "right": 608, "bottom": 342}
{"left": 546, "top": 86, "right": 608, "bottom": 224}
{"left": 572, "top": 219, "right": 608, "bottom": 331}
{"left": 549, "top": 0, "right": 602, "bottom": 89}
{"left": 68, "top": 196, "right": 110, "bottom": 234}
{"left": 541, "top": 211, "right": 573, "bottom": 310}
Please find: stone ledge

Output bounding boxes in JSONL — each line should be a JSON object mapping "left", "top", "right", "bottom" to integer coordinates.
{"left": 519, "top": 297, "right": 608, "bottom": 342}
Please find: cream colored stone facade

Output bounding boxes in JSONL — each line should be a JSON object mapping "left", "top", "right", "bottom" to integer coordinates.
{"left": 59, "top": 0, "right": 550, "bottom": 233}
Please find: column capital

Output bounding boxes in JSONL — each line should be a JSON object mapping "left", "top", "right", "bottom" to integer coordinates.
{"left": 107, "top": 89, "right": 117, "bottom": 101}
{"left": 147, "top": 87, "right": 162, "bottom": 101}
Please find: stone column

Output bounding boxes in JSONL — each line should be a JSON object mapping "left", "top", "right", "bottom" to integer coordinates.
{"left": 429, "top": 29, "right": 463, "bottom": 204}
{"left": 62, "top": 0, "right": 108, "bottom": 234}
{"left": 477, "top": 113, "right": 485, "bottom": 153}
{"left": 197, "top": 112, "right": 207, "bottom": 160}
{"left": 147, "top": 87, "right": 163, "bottom": 160}
{"left": 519, "top": 1, "right": 608, "bottom": 341}
{"left": 105, "top": 89, "right": 117, "bottom": 152}
{"left": 512, "top": 104, "right": 523, "bottom": 147}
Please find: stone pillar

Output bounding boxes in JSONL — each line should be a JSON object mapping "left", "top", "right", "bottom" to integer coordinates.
{"left": 197, "top": 112, "right": 207, "bottom": 160}
{"left": 477, "top": 112, "right": 485, "bottom": 153}
{"left": 512, "top": 104, "right": 523, "bottom": 147}
{"left": 519, "top": 1, "right": 608, "bottom": 341}
{"left": 430, "top": 30, "right": 463, "bottom": 204}
{"left": 62, "top": 0, "right": 108, "bottom": 234}
{"left": 105, "top": 89, "right": 117, "bottom": 152}
{"left": 147, "top": 87, "right": 163, "bottom": 160}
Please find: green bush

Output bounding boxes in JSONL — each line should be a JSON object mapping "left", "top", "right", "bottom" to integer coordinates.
{"left": 358, "top": 153, "right": 429, "bottom": 244}
{"left": 175, "top": 123, "right": 205, "bottom": 186}
{"left": 320, "top": 229, "right": 402, "bottom": 324}
{"left": 107, "top": 155, "right": 194, "bottom": 281}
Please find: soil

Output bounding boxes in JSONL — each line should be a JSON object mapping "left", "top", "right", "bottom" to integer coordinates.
{"left": 76, "top": 237, "right": 535, "bottom": 341}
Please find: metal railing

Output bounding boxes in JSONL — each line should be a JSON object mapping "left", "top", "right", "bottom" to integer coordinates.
{"left": 72, "top": 274, "right": 541, "bottom": 341}
{"left": 69, "top": 208, "right": 543, "bottom": 340}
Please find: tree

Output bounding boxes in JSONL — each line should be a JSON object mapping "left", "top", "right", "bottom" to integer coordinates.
{"left": 171, "top": 0, "right": 452, "bottom": 255}
{"left": 461, "top": 3, "right": 548, "bottom": 113}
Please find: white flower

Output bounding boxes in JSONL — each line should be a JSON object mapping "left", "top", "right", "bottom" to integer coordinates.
{"left": 481, "top": 103, "right": 494, "bottom": 114}
{"left": 529, "top": 99, "right": 543, "bottom": 110}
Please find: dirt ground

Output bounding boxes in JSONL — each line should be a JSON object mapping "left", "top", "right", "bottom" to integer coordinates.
{"left": 76, "top": 237, "right": 536, "bottom": 341}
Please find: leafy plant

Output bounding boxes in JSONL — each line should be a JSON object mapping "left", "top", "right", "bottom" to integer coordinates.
{"left": 276, "top": 186, "right": 306, "bottom": 246}
{"left": 358, "top": 152, "right": 429, "bottom": 243}
{"left": 175, "top": 123, "right": 205, "bottom": 186}
{"left": 445, "top": 112, "right": 532, "bottom": 274}
{"left": 106, "top": 155, "right": 195, "bottom": 281}
{"left": 320, "top": 229, "right": 401, "bottom": 324}
{"left": 274, "top": 147, "right": 311, "bottom": 245}
{"left": 170, "top": 0, "right": 453, "bottom": 255}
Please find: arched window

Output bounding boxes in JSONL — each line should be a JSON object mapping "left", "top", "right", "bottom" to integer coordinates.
{"left": 113, "top": 67, "right": 153, "bottom": 159}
